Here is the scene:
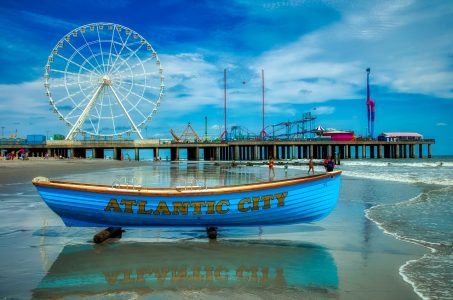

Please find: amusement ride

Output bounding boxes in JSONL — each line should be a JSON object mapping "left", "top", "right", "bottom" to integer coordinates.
{"left": 44, "top": 22, "right": 164, "bottom": 140}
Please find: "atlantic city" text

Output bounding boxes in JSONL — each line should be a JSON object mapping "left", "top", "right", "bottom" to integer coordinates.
{"left": 104, "top": 192, "right": 288, "bottom": 215}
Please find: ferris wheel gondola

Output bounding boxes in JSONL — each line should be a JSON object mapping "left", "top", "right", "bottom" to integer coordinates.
{"left": 44, "top": 22, "right": 164, "bottom": 140}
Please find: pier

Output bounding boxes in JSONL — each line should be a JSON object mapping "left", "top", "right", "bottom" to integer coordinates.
{"left": 1, "top": 139, "right": 435, "bottom": 161}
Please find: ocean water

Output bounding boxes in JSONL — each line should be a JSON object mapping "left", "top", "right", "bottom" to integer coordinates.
{"left": 0, "top": 157, "right": 451, "bottom": 299}
{"left": 338, "top": 158, "right": 453, "bottom": 300}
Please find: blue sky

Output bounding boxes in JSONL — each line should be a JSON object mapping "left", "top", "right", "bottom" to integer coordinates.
{"left": 0, "top": 0, "right": 452, "bottom": 154}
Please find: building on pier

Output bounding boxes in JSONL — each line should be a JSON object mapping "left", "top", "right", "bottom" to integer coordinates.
{"left": 378, "top": 132, "right": 423, "bottom": 142}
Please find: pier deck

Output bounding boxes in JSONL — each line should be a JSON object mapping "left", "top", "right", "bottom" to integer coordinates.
{"left": 1, "top": 139, "right": 435, "bottom": 160}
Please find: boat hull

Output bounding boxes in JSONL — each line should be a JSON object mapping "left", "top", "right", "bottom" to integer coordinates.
{"left": 33, "top": 172, "right": 341, "bottom": 227}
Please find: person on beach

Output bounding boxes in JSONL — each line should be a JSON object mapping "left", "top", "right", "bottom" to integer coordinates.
{"left": 323, "top": 157, "right": 329, "bottom": 170}
{"left": 308, "top": 157, "right": 315, "bottom": 175}
{"left": 268, "top": 156, "right": 275, "bottom": 178}
{"left": 326, "top": 157, "right": 335, "bottom": 172}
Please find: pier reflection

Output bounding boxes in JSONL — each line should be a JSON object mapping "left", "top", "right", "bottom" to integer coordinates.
{"left": 33, "top": 240, "right": 338, "bottom": 298}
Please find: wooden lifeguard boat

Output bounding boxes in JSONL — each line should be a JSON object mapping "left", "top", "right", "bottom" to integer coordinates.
{"left": 32, "top": 171, "right": 341, "bottom": 229}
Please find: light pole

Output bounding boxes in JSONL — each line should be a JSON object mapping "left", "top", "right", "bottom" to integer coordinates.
{"left": 46, "top": 130, "right": 49, "bottom": 140}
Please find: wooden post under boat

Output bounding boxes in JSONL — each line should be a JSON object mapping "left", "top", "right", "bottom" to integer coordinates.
{"left": 206, "top": 226, "right": 218, "bottom": 239}
{"left": 93, "top": 227, "right": 124, "bottom": 244}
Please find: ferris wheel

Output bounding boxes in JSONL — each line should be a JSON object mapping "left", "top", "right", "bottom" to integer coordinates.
{"left": 44, "top": 22, "right": 164, "bottom": 140}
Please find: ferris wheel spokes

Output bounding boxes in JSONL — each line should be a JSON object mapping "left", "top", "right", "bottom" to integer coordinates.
{"left": 104, "top": 88, "right": 119, "bottom": 136}
{"left": 107, "top": 28, "right": 117, "bottom": 71}
{"left": 65, "top": 39, "right": 102, "bottom": 74}
{"left": 55, "top": 53, "right": 100, "bottom": 76}
{"left": 79, "top": 30, "right": 104, "bottom": 72}
{"left": 51, "top": 79, "right": 93, "bottom": 89}
{"left": 112, "top": 55, "right": 155, "bottom": 77}
{"left": 66, "top": 83, "right": 105, "bottom": 140}
{"left": 94, "top": 88, "right": 108, "bottom": 135}
{"left": 107, "top": 28, "right": 133, "bottom": 74}
{"left": 96, "top": 26, "right": 107, "bottom": 74}
{"left": 111, "top": 86, "right": 135, "bottom": 108}
{"left": 53, "top": 83, "right": 96, "bottom": 106}
{"left": 50, "top": 69, "right": 92, "bottom": 78}
{"left": 112, "top": 85, "right": 150, "bottom": 119}
{"left": 109, "top": 43, "right": 146, "bottom": 75}
{"left": 109, "top": 85, "right": 144, "bottom": 139}
{"left": 63, "top": 86, "right": 99, "bottom": 120}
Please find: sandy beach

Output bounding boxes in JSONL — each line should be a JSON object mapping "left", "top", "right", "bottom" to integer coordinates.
{"left": 0, "top": 159, "right": 430, "bottom": 299}
{"left": 0, "top": 158, "right": 125, "bottom": 184}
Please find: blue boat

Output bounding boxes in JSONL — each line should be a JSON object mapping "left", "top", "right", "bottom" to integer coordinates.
{"left": 32, "top": 171, "right": 341, "bottom": 227}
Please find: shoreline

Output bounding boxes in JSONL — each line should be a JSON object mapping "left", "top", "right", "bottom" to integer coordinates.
{"left": 0, "top": 158, "right": 442, "bottom": 299}
{"left": 364, "top": 184, "right": 452, "bottom": 300}
{"left": 365, "top": 204, "right": 431, "bottom": 300}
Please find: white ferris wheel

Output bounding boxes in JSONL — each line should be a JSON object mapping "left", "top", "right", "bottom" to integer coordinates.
{"left": 44, "top": 22, "right": 164, "bottom": 140}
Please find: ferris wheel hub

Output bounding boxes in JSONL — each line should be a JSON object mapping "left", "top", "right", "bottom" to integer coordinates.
{"left": 102, "top": 75, "right": 111, "bottom": 85}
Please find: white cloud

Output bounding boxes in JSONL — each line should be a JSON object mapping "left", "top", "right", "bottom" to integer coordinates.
{"left": 313, "top": 106, "right": 335, "bottom": 115}
{"left": 210, "top": 124, "right": 223, "bottom": 130}
{"left": 0, "top": 80, "right": 62, "bottom": 136}
{"left": 252, "top": 0, "right": 453, "bottom": 100}
{"left": 157, "top": 53, "right": 222, "bottom": 110}
{"left": 0, "top": 80, "right": 48, "bottom": 113}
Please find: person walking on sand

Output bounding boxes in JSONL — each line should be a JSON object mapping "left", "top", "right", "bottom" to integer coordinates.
{"left": 308, "top": 157, "right": 315, "bottom": 175}
{"left": 268, "top": 156, "right": 275, "bottom": 178}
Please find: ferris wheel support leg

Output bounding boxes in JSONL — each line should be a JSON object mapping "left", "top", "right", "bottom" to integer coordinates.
{"left": 66, "top": 84, "right": 105, "bottom": 140}
{"left": 109, "top": 86, "right": 144, "bottom": 140}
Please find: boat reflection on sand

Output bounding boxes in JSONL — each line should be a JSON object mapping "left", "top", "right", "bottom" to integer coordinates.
{"left": 33, "top": 241, "right": 338, "bottom": 298}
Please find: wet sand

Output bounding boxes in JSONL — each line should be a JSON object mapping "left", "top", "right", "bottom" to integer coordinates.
{"left": 0, "top": 158, "right": 125, "bottom": 184}
{"left": 0, "top": 159, "right": 427, "bottom": 299}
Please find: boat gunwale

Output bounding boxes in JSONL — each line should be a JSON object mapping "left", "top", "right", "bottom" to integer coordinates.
{"left": 32, "top": 171, "right": 341, "bottom": 197}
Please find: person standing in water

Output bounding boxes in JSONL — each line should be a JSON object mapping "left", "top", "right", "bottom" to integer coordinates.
{"left": 268, "top": 156, "right": 275, "bottom": 178}
{"left": 323, "top": 157, "right": 329, "bottom": 171}
{"left": 308, "top": 157, "right": 315, "bottom": 175}
{"left": 326, "top": 157, "right": 335, "bottom": 172}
